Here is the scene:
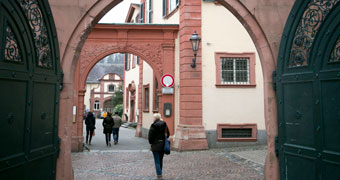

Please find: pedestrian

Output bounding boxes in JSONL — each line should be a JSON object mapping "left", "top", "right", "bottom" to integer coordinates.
{"left": 112, "top": 112, "right": 123, "bottom": 145}
{"left": 102, "top": 112, "right": 114, "bottom": 146}
{"left": 85, "top": 112, "right": 96, "bottom": 145}
{"left": 148, "top": 113, "right": 170, "bottom": 180}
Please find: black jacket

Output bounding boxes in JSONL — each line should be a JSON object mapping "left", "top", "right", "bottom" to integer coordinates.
{"left": 102, "top": 116, "right": 114, "bottom": 134}
{"left": 85, "top": 113, "right": 96, "bottom": 131}
{"left": 148, "top": 119, "right": 170, "bottom": 152}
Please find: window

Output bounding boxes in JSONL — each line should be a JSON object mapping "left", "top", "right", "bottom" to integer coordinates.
{"left": 137, "top": 56, "right": 140, "bottom": 65}
{"left": 217, "top": 124, "right": 257, "bottom": 142}
{"left": 139, "top": 2, "right": 145, "bottom": 23}
{"left": 108, "top": 85, "right": 115, "bottom": 92}
{"left": 124, "top": 53, "right": 128, "bottom": 70}
{"left": 94, "top": 101, "right": 100, "bottom": 110}
{"left": 126, "top": 88, "right": 129, "bottom": 108}
{"left": 169, "top": 0, "right": 179, "bottom": 12}
{"left": 153, "top": 77, "right": 159, "bottom": 112}
{"left": 163, "top": 0, "right": 180, "bottom": 17}
{"left": 215, "top": 52, "right": 256, "bottom": 87}
{"left": 143, "top": 85, "right": 150, "bottom": 112}
{"left": 162, "top": 0, "right": 167, "bottom": 17}
{"left": 221, "top": 57, "right": 249, "bottom": 84}
{"left": 148, "top": 0, "right": 153, "bottom": 23}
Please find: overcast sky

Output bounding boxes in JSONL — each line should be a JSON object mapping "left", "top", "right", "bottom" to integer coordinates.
{"left": 99, "top": 0, "right": 140, "bottom": 23}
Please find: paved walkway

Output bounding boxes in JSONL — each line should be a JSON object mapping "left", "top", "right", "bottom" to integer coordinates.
{"left": 83, "top": 119, "right": 149, "bottom": 151}
{"left": 73, "top": 124, "right": 266, "bottom": 180}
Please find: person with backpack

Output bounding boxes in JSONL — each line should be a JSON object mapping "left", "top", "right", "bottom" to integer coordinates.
{"left": 102, "top": 112, "right": 114, "bottom": 146}
{"left": 148, "top": 113, "right": 170, "bottom": 180}
{"left": 85, "top": 112, "right": 96, "bottom": 145}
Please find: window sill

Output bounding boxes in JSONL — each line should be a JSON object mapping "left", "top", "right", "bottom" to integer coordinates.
{"left": 153, "top": 110, "right": 159, "bottom": 113}
{"left": 215, "top": 84, "right": 256, "bottom": 88}
{"left": 143, "top": 109, "right": 149, "bottom": 113}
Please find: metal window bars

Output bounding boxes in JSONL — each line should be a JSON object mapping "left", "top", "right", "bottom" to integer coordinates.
{"left": 220, "top": 57, "right": 250, "bottom": 85}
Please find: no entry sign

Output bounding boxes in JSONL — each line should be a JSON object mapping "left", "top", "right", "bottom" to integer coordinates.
{"left": 161, "top": 74, "right": 174, "bottom": 88}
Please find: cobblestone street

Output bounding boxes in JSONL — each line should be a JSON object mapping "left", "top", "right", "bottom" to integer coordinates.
{"left": 73, "top": 127, "right": 265, "bottom": 180}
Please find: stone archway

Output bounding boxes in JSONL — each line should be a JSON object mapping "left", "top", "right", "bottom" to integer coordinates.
{"left": 72, "top": 24, "right": 178, "bottom": 152}
{"left": 49, "top": 0, "right": 295, "bottom": 179}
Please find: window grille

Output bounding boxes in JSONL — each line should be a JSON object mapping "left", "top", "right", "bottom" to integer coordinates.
{"left": 221, "top": 57, "right": 249, "bottom": 84}
{"left": 221, "top": 128, "right": 252, "bottom": 138}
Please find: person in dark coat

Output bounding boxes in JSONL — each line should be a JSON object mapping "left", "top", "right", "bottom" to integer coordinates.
{"left": 85, "top": 112, "right": 96, "bottom": 145}
{"left": 148, "top": 113, "right": 170, "bottom": 180}
{"left": 102, "top": 112, "right": 114, "bottom": 146}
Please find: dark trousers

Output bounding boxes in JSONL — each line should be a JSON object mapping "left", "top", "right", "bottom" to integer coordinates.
{"left": 86, "top": 129, "right": 94, "bottom": 144}
{"left": 105, "top": 133, "right": 111, "bottom": 146}
{"left": 152, "top": 151, "right": 165, "bottom": 176}
{"left": 112, "top": 128, "right": 120, "bottom": 142}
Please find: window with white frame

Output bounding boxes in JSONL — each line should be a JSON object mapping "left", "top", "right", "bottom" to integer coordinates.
{"left": 221, "top": 57, "right": 250, "bottom": 84}
{"left": 94, "top": 101, "right": 100, "bottom": 110}
{"left": 108, "top": 85, "right": 115, "bottom": 92}
{"left": 169, "top": 0, "right": 179, "bottom": 13}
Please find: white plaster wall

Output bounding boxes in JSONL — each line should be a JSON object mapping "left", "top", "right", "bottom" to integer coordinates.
{"left": 103, "top": 94, "right": 112, "bottom": 99}
{"left": 201, "top": 2, "right": 265, "bottom": 130}
{"left": 124, "top": 59, "right": 140, "bottom": 122}
{"left": 142, "top": 61, "right": 154, "bottom": 129}
{"left": 84, "top": 83, "right": 99, "bottom": 111}
{"left": 152, "top": 0, "right": 179, "bottom": 24}
{"left": 94, "top": 94, "right": 100, "bottom": 98}
{"left": 94, "top": 86, "right": 100, "bottom": 92}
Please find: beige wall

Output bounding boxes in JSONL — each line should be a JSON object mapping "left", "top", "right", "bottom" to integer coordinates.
{"left": 124, "top": 56, "right": 140, "bottom": 122}
{"left": 152, "top": 0, "right": 179, "bottom": 24}
{"left": 201, "top": 2, "right": 265, "bottom": 130}
{"left": 142, "top": 61, "right": 154, "bottom": 129}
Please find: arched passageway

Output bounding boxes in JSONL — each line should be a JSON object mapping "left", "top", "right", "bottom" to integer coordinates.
{"left": 72, "top": 24, "right": 178, "bottom": 151}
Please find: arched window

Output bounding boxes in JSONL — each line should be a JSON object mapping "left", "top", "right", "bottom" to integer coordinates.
{"left": 94, "top": 101, "right": 100, "bottom": 110}
{"left": 108, "top": 85, "right": 115, "bottom": 92}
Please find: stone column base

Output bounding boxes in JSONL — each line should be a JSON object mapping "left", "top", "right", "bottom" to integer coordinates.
{"left": 173, "top": 125, "right": 208, "bottom": 151}
{"left": 71, "top": 136, "right": 84, "bottom": 152}
{"left": 135, "top": 123, "right": 142, "bottom": 137}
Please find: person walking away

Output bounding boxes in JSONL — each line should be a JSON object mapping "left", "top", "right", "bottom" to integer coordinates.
{"left": 85, "top": 112, "right": 96, "bottom": 145}
{"left": 112, "top": 112, "right": 123, "bottom": 145}
{"left": 102, "top": 112, "right": 114, "bottom": 146}
{"left": 148, "top": 113, "right": 170, "bottom": 180}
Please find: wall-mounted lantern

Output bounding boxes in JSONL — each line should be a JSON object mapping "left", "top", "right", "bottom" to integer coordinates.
{"left": 190, "top": 31, "right": 201, "bottom": 68}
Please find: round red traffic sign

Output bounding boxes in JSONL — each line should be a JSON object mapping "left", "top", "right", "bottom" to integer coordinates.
{"left": 161, "top": 74, "right": 174, "bottom": 88}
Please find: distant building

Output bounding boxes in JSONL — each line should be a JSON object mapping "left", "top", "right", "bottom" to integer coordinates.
{"left": 84, "top": 73, "right": 123, "bottom": 116}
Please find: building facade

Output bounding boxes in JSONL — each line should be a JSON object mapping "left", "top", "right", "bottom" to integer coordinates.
{"left": 84, "top": 73, "right": 123, "bottom": 115}
{"left": 123, "top": 0, "right": 266, "bottom": 147}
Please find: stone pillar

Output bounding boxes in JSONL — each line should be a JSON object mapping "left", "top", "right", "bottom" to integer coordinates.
{"left": 71, "top": 89, "right": 85, "bottom": 152}
{"left": 135, "top": 59, "right": 143, "bottom": 137}
{"left": 173, "top": 0, "right": 208, "bottom": 151}
{"left": 162, "top": 41, "right": 175, "bottom": 135}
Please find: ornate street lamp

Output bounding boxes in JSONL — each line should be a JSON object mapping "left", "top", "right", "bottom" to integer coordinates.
{"left": 190, "top": 31, "right": 201, "bottom": 68}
